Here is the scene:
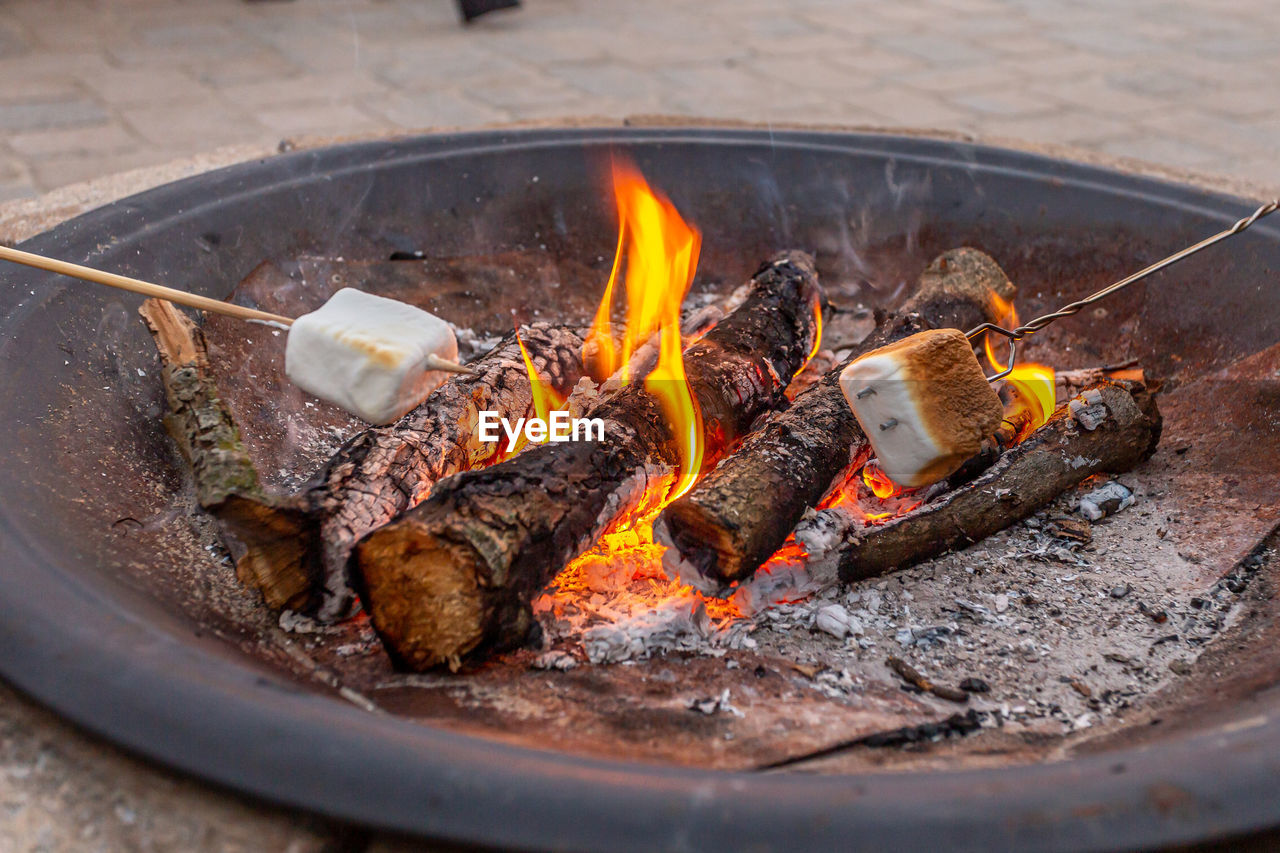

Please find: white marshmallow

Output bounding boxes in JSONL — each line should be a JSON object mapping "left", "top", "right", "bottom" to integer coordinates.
{"left": 285, "top": 288, "right": 458, "bottom": 425}
{"left": 839, "top": 329, "right": 1003, "bottom": 488}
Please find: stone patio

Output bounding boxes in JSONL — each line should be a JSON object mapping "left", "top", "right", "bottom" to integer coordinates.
{"left": 0, "top": 0, "right": 1278, "bottom": 203}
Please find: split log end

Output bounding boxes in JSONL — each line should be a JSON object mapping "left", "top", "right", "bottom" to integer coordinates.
{"left": 355, "top": 523, "right": 529, "bottom": 671}
{"left": 216, "top": 493, "right": 318, "bottom": 612}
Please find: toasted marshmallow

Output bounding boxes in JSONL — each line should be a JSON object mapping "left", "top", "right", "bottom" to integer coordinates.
{"left": 840, "top": 329, "right": 1004, "bottom": 487}
{"left": 285, "top": 288, "right": 458, "bottom": 424}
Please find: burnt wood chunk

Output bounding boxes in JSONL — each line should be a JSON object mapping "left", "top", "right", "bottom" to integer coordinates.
{"left": 305, "top": 323, "right": 588, "bottom": 620}
{"left": 798, "top": 380, "right": 1161, "bottom": 583}
{"left": 655, "top": 247, "right": 1015, "bottom": 590}
{"left": 354, "top": 251, "right": 823, "bottom": 670}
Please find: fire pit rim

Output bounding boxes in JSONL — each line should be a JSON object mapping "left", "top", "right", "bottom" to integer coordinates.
{"left": 1, "top": 126, "right": 1278, "bottom": 851}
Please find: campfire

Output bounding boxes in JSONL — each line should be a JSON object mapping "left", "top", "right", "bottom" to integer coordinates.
{"left": 134, "top": 156, "right": 1172, "bottom": 689}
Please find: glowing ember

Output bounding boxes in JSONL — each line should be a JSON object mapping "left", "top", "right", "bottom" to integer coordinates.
{"left": 862, "top": 462, "right": 902, "bottom": 499}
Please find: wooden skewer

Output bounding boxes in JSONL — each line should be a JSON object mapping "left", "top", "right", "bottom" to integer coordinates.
{"left": 0, "top": 244, "right": 474, "bottom": 374}
{"left": 0, "top": 244, "right": 295, "bottom": 325}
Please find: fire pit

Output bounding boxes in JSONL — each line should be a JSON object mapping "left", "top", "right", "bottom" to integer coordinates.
{"left": 0, "top": 126, "right": 1277, "bottom": 850}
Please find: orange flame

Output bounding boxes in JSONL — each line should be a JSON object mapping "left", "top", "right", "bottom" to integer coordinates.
{"left": 797, "top": 289, "right": 823, "bottom": 376}
{"left": 861, "top": 462, "right": 902, "bottom": 499}
{"left": 585, "top": 160, "right": 705, "bottom": 501}
{"left": 516, "top": 327, "right": 566, "bottom": 425}
{"left": 493, "top": 327, "right": 570, "bottom": 462}
{"left": 1002, "top": 364, "right": 1056, "bottom": 439}
{"left": 981, "top": 294, "right": 1055, "bottom": 440}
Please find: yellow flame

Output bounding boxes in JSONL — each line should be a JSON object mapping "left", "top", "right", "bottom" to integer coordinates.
{"left": 586, "top": 160, "right": 705, "bottom": 501}
{"left": 982, "top": 290, "right": 1017, "bottom": 376}
{"left": 861, "top": 463, "right": 902, "bottom": 499}
{"left": 1004, "top": 363, "right": 1056, "bottom": 436}
{"left": 493, "top": 327, "right": 570, "bottom": 462}
{"left": 979, "top": 294, "right": 1056, "bottom": 440}
{"left": 516, "top": 327, "right": 565, "bottom": 425}
{"left": 795, "top": 290, "right": 823, "bottom": 377}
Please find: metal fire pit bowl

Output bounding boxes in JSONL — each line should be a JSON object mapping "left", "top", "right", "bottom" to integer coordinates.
{"left": 1, "top": 128, "right": 1278, "bottom": 851}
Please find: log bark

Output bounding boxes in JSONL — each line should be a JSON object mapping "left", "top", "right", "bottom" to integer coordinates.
{"left": 140, "top": 299, "right": 314, "bottom": 609}
{"left": 793, "top": 380, "right": 1162, "bottom": 583}
{"left": 353, "top": 251, "right": 823, "bottom": 670}
{"left": 140, "top": 299, "right": 262, "bottom": 507}
{"left": 655, "top": 247, "right": 1016, "bottom": 590}
{"left": 301, "top": 323, "right": 588, "bottom": 620}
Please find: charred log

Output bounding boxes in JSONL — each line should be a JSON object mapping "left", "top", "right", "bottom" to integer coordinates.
{"left": 303, "top": 323, "right": 587, "bottom": 619}
{"left": 353, "top": 251, "right": 823, "bottom": 670}
{"left": 794, "top": 380, "right": 1162, "bottom": 583}
{"left": 655, "top": 247, "right": 1016, "bottom": 590}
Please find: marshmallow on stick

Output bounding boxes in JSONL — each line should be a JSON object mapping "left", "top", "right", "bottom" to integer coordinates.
{"left": 840, "top": 328, "right": 1004, "bottom": 487}
{"left": 285, "top": 288, "right": 464, "bottom": 425}
{"left": 0, "top": 245, "right": 472, "bottom": 426}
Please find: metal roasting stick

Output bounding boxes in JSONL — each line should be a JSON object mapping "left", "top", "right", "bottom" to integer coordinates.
{"left": 0, "top": 244, "right": 474, "bottom": 374}
{"left": 968, "top": 199, "right": 1280, "bottom": 380}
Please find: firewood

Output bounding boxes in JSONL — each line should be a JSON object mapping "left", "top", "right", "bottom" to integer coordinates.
{"left": 354, "top": 251, "right": 823, "bottom": 670}
{"left": 655, "top": 247, "right": 1016, "bottom": 591}
{"left": 302, "top": 322, "right": 587, "bottom": 620}
{"left": 795, "top": 380, "right": 1162, "bottom": 583}
{"left": 139, "top": 299, "right": 312, "bottom": 608}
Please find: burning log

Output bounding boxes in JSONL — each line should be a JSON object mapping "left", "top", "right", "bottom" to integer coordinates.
{"left": 143, "top": 296, "right": 588, "bottom": 613}
{"left": 281, "top": 323, "right": 587, "bottom": 618}
{"left": 655, "top": 248, "right": 1016, "bottom": 591}
{"left": 353, "top": 251, "right": 822, "bottom": 670}
{"left": 795, "top": 380, "right": 1162, "bottom": 583}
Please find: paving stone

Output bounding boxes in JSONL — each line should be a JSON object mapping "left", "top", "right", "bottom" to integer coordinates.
{"left": 476, "top": 29, "right": 612, "bottom": 64}
{"left": 0, "top": 98, "right": 108, "bottom": 133}
{"left": 1029, "top": 75, "right": 1169, "bottom": 118}
{"left": 466, "top": 71, "right": 589, "bottom": 113}
{"left": 1097, "top": 133, "right": 1232, "bottom": 171}
{"left": 361, "top": 89, "right": 508, "bottom": 130}
{"left": 28, "top": 146, "right": 189, "bottom": 191}
{"left": 842, "top": 85, "right": 971, "bottom": 130}
{"left": 980, "top": 111, "right": 1136, "bottom": 147}
{"left": 7, "top": 122, "right": 141, "bottom": 159}
{"left": 0, "top": 2, "right": 1279, "bottom": 850}
{"left": 0, "top": 74, "right": 82, "bottom": 102}
{"left": 0, "top": 182, "right": 37, "bottom": 203}
{"left": 1104, "top": 68, "right": 1211, "bottom": 99}
{"left": 187, "top": 50, "right": 303, "bottom": 88}
{"left": 749, "top": 55, "right": 878, "bottom": 94}
{"left": 0, "top": 22, "right": 30, "bottom": 60}
{"left": 120, "top": 103, "right": 265, "bottom": 149}
{"left": 872, "top": 33, "right": 990, "bottom": 66}
{"left": 219, "top": 70, "right": 389, "bottom": 111}
{"left": 77, "top": 66, "right": 214, "bottom": 107}
{"left": 253, "top": 101, "right": 386, "bottom": 137}
{"left": 546, "top": 61, "right": 666, "bottom": 100}
{"left": 949, "top": 90, "right": 1060, "bottom": 118}
{"left": 373, "top": 39, "right": 530, "bottom": 90}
